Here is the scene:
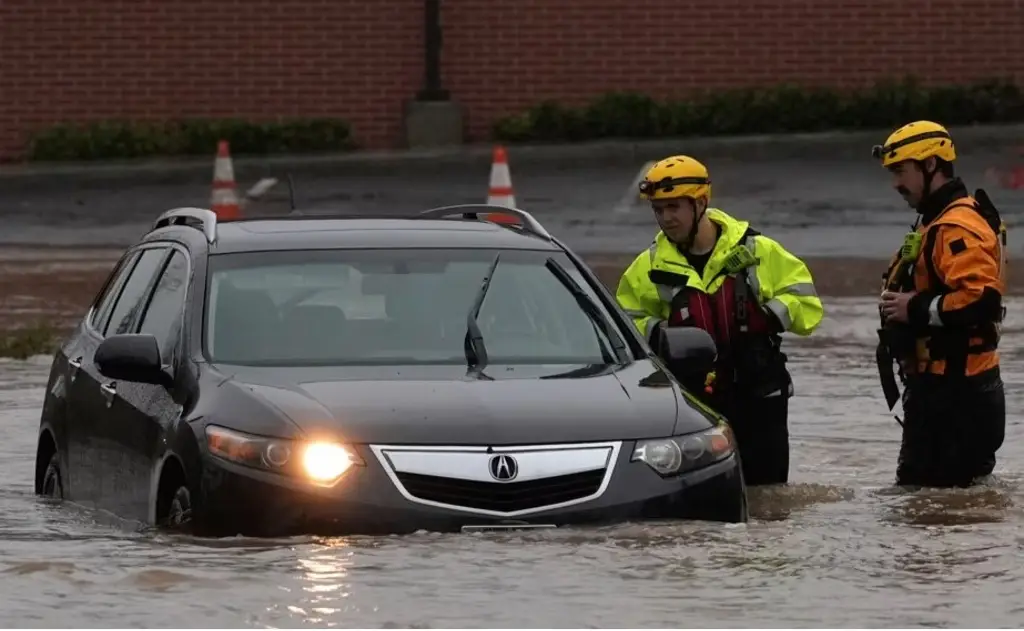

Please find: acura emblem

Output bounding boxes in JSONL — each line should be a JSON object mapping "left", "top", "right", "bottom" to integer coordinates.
{"left": 488, "top": 454, "right": 518, "bottom": 481}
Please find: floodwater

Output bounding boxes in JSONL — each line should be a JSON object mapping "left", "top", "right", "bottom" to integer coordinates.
{"left": 2, "top": 297, "right": 1023, "bottom": 628}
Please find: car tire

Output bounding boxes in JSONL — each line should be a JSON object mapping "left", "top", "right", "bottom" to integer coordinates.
{"left": 699, "top": 491, "right": 748, "bottom": 523}
{"left": 680, "top": 468, "right": 749, "bottom": 523}
{"left": 163, "top": 484, "right": 193, "bottom": 533}
{"left": 40, "top": 452, "right": 64, "bottom": 500}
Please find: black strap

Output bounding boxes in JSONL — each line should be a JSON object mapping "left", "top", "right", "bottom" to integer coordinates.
{"left": 972, "top": 189, "right": 1004, "bottom": 238}
{"left": 732, "top": 226, "right": 759, "bottom": 334}
{"left": 926, "top": 324, "right": 999, "bottom": 355}
{"left": 874, "top": 130, "right": 952, "bottom": 159}
{"left": 734, "top": 270, "right": 748, "bottom": 333}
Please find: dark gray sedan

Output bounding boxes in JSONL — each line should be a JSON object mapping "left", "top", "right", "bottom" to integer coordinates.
{"left": 34, "top": 205, "right": 747, "bottom": 537}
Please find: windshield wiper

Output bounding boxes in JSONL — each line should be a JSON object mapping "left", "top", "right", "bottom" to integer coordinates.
{"left": 544, "top": 257, "right": 629, "bottom": 365}
{"left": 464, "top": 252, "right": 501, "bottom": 379}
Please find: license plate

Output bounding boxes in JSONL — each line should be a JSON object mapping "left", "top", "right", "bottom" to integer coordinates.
{"left": 460, "top": 523, "right": 557, "bottom": 533}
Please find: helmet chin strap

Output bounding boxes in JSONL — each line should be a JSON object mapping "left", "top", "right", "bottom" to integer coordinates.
{"left": 680, "top": 202, "right": 708, "bottom": 251}
{"left": 916, "top": 159, "right": 938, "bottom": 212}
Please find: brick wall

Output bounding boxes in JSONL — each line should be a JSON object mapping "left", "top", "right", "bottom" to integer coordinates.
{"left": 2, "top": 0, "right": 1023, "bottom": 162}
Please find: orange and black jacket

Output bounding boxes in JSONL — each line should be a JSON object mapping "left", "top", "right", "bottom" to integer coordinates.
{"left": 882, "top": 178, "right": 1007, "bottom": 379}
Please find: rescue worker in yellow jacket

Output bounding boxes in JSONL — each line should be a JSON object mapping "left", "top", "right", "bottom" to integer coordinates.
{"left": 874, "top": 120, "right": 1008, "bottom": 488}
{"left": 616, "top": 155, "right": 824, "bottom": 486}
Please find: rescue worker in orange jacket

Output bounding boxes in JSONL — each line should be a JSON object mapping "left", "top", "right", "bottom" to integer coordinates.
{"left": 616, "top": 155, "right": 823, "bottom": 486}
{"left": 874, "top": 120, "right": 1008, "bottom": 488}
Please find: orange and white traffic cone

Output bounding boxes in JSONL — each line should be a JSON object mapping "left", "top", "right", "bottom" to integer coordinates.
{"left": 485, "top": 145, "right": 518, "bottom": 224}
{"left": 211, "top": 140, "right": 241, "bottom": 220}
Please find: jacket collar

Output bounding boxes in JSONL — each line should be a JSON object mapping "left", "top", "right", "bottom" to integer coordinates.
{"left": 651, "top": 208, "right": 751, "bottom": 286}
{"left": 654, "top": 207, "right": 749, "bottom": 261}
{"left": 917, "top": 177, "right": 969, "bottom": 225}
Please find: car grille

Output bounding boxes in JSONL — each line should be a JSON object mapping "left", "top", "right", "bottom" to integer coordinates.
{"left": 395, "top": 468, "right": 607, "bottom": 513}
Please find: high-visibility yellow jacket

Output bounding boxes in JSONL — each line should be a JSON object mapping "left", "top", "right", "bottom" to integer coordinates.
{"left": 615, "top": 208, "right": 824, "bottom": 344}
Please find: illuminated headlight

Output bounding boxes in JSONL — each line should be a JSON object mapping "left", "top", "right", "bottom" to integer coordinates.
{"left": 205, "top": 425, "right": 364, "bottom": 486}
{"left": 631, "top": 424, "right": 735, "bottom": 476}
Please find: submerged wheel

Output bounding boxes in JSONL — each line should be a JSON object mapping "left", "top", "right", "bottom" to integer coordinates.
{"left": 40, "top": 452, "right": 64, "bottom": 499}
{"left": 679, "top": 465, "right": 749, "bottom": 523}
{"left": 164, "top": 485, "right": 193, "bottom": 531}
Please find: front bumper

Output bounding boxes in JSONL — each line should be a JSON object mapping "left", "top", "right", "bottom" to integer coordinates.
{"left": 195, "top": 441, "right": 746, "bottom": 537}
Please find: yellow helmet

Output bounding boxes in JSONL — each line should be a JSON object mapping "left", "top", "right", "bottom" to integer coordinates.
{"left": 638, "top": 155, "right": 712, "bottom": 201}
{"left": 872, "top": 120, "right": 957, "bottom": 168}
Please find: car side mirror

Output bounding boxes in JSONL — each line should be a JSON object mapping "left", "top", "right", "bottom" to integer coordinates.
{"left": 657, "top": 327, "right": 718, "bottom": 377}
{"left": 95, "top": 334, "right": 171, "bottom": 386}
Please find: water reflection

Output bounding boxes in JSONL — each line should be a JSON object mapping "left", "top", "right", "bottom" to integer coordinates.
{"left": 261, "top": 545, "right": 359, "bottom": 627}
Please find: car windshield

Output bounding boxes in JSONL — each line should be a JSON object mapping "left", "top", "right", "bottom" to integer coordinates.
{"left": 204, "top": 248, "right": 628, "bottom": 367}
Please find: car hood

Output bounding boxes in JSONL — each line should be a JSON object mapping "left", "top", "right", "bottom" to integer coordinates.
{"left": 224, "top": 361, "right": 703, "bottom": 445}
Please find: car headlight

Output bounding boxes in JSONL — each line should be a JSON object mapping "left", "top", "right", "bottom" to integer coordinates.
{"left": 631, "top": 424, "right": 735, "bottom": 476}
{"left": 205, "top": 425, "right": 364, "bottom": 486}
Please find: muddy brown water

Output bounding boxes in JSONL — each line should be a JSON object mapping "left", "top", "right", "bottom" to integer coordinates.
{"left": 2, "top": 296, "right": 1023, "bottom": 627}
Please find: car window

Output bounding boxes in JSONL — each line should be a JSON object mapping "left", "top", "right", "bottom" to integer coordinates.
{"left": 103, "top": 248, "right": 168, "bottom": 337}
{"left": 204, "top": 248, "right": 624, "bottom": 366}
{"left": 89, "top": 251, "right": 140, "bottom": 332}
{"left": 136, "top": 250, "right": 189, "bottom": 361}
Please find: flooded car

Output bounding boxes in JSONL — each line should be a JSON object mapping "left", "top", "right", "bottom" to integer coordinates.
{"left": 32, "top": 204, "right": 747, "bottom": 537}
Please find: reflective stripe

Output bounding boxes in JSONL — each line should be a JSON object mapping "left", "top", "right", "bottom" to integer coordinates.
{"left": 928, "top": 295, "right": 943, "bottom": 326}
{"left": 624, "top": 309, "right": 649, "bottom": 319}
{"left": 776, "top": 282, "right": 817, "bottom": 297}
{"left": 740, "top": 234, "right": 761, "bottom": 300}
{"left": 648, "top": 241, "right": 685, "bottom": 306}
{"left": 766, "top": 298, "right": 792, "bottom": 330}
{"left": 657, "top": 284, "right": 681, "bottom": 303}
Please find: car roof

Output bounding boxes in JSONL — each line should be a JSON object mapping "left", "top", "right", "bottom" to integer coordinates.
{"left": 147, "top": 207, "right": 564, "bottom": 254}
{"left": 210, "top": 216, "right": 561, "bottom": 253}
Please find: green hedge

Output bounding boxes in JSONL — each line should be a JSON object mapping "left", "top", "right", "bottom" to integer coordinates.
{"left": 26, "top": 117, "right": 354, "bottom": 162}
{"left": 492, "top": 77, "right": 1024, "bottom": 143}
{"left": 0, "top": 322, "right": 61, "bottom": 360}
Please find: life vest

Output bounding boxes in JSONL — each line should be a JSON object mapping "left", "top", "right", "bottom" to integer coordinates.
{"left": 666, "top": 266, "right": 777, "bottom": 346}
{"left": 882, "top": 190, "right": 1007, "bottom": 379}
{"left": 657, "top": 228, "right": 789, "bottom": 398}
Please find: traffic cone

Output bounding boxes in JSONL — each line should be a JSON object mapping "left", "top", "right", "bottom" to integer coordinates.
{"left": 485, "top": 145, "right": 518, "bottom": 225}
{"left": 211, "top": 140, "right": 241, "bottom": 220}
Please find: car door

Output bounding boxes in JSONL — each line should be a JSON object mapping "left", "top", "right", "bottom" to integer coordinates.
{"left": 63, "top": 249, "right": 141, "bottom": 504}
{"left": 69, "top": 245, "right": 170, "bottom": 512}
{"left": 102, "top": 247, "right": 191, "bottom": 522}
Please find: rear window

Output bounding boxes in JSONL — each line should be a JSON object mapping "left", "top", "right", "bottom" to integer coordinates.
{"left": 203, "top": 248, "right": 625, "bottom": 366}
